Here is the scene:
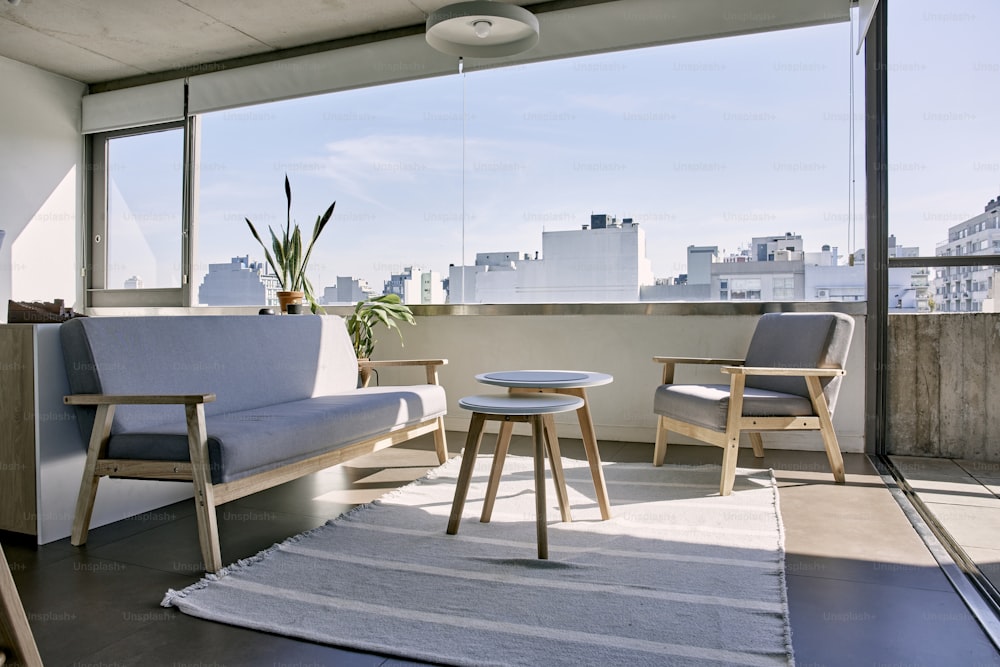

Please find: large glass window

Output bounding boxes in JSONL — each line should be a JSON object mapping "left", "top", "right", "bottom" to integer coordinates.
{"left": 889, "top": 0, "right": 1000, "bottom": 314}
{"left": 104, "top": 128, "right": 184, "bottom": 290}
{"left": 191, "top": 20, "right": 858, "bottom": 306}
{"left": 87, "top": 16, "right": 860, "bottom": 307}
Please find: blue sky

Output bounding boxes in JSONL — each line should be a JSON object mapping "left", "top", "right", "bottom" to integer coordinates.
{"left": 109, "top": 1, "right": 1000, "bottom": 295}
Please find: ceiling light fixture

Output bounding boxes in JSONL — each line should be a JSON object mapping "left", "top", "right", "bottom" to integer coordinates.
{"left": 426, "top": 2, "right": 539, "bottom": 58}
{"left": 472, "top": 19, "right": 492, "bottom": 39}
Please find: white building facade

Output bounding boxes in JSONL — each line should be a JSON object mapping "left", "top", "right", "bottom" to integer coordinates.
{"left": 198, "top": 256, "right": 279, "bottom": 306}
{"left": 322, "top": 276, "right": 379, "bottom": 305}
{"left": 385, "top": 267, "right": 446, "bottom": 305}
{"left": 933, "top": 195, "right": 1000, "bottom": 313}
{"left": 449, "top": 215, "right": 654, "bottom": 303}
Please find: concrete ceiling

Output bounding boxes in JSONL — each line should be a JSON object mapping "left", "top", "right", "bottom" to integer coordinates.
{"left": 0, "top": 0, "right": 851, "bottom": 88}
{"left": 0, "top": 0, "right": 563, "bottom": 85}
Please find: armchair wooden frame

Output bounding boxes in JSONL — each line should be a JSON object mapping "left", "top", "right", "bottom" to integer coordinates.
{"left": 66, "top": 359, "right": 447, "bottom": 574}
{"left": 652, "top": 356, "right": 847, "bottom": 496}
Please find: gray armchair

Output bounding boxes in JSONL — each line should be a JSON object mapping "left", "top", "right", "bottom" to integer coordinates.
{"left": 652, "top": 312, "right": 855, "bottom": 495}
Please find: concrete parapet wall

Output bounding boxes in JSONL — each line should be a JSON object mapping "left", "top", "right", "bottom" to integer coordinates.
{"left": 888, "top": 313, "right": 1000, "bottom": 462}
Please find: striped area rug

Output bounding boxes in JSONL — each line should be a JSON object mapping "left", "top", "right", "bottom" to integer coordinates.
{"left": 163, "top": 455, "right": 793, "bottom": 667}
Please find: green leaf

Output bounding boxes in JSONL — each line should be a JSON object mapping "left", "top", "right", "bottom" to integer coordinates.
{"left": 247, "top": 217, "right": 285, "bottom": 289}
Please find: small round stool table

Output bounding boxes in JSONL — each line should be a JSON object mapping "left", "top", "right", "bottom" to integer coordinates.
{"left": 475, "top": 370, "right": 613, "bottom": 521}
{"left": 447, "top": 392, "right": 585, "bottom": 559}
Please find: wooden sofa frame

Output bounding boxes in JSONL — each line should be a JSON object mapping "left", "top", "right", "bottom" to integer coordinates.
{"left": 66, "top": 358, "right": 448, "bottom": 573}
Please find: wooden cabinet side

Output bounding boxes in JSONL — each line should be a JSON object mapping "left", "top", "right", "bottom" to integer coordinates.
{"left": 0, "top": 325, "right": 37, "bottom": 535}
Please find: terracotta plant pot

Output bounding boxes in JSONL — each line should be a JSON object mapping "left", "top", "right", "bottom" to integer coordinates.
{"left": 276, "top": 291, "right": 304, "bottom": 314}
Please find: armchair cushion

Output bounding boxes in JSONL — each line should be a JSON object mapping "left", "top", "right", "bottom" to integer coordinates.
{"left": 654, "top": 383, "right": 814, "bottom": 432}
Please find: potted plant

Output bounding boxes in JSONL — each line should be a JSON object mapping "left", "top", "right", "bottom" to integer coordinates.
{"left": 245, "top": 174, "right": 334, "bottom": 313}
{"left": 346, "top": 293, "right": 416, "bottom": 360}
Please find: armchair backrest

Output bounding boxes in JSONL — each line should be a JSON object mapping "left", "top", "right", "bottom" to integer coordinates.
{"left": 743, "top": 312, "right": 855, "bottom": 414}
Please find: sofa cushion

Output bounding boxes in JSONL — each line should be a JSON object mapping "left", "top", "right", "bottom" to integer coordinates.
{"left": 654, "top": 383, "right": 814, "bottom": 432}
{"left": 108, "top": 384, "right": 447, "bottom": 484}
{"left": 61, "top": 315, "right": 360, "bottom": 445}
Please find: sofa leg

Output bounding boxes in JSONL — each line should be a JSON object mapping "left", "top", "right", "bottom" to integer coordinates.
{"left": 71, "top": 404, "right": 115, "bottom": 546}
{"left": 192, "top": 485, "right": 222, "bottom": 573}
{"left": 186, "top": 404, "right": 222, "bottom": 573}
{"left": 433, "top": 416, "right": 449, "bottom": 463}
{"left": 653, "top": 416, "right": 669, "bottom": 466}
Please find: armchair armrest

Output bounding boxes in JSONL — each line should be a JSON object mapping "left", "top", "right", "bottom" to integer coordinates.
{"left": 356, "top": 359, "right": 448, "bottom": 388}
{"left": 65, "top": 393, "right": 217, "bottom": 405}
{"left": 720, "top": 366, "right": 844, "bottom": 377}
{"left": 652, "top": 356, "right": 745, "bottom": 384}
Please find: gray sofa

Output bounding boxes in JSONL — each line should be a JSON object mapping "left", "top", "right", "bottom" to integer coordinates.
{"left": 61, "top": 315, "right": 448, "bottom": 572}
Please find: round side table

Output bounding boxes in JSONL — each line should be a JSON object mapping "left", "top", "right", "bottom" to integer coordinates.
{"left": 447, "top": 392, "right": 585, "bottom": 559}
{"left": 475, "top": 370, "right": 613, "bottom": 521}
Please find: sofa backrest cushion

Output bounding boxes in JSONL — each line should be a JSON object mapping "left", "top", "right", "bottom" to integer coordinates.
{"left": 743, "top": 312, "right": 855, "bottom": 414}
{"left": 61, "top": 315, "right": 359, "bottom": 443}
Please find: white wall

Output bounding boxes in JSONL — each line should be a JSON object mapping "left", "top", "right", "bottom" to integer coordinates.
{"left": 0, "top": 55, "right": 85, "bottom": 319}
{"left": 366, "top": 311, "right": 867, "bottom": 455}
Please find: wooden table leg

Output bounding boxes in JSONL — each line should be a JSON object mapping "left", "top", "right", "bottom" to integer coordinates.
{"left": 562, "top": 387, "right": 612, "bottom": 520}
{"left": 480, "top": 419, "right": 514, "bottom": 523}
{"left": 542, "top": 414, "right": 571, "bottom": 523}
{"left": 447, "top": 412, "right": 487, "bottom": 535}
{"left": 532, "top": 414, "right": 548, "bottom": 559}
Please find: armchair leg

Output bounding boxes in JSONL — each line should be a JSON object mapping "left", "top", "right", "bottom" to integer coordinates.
{"left": 719, "top": 373, "right": 746, "bottom": 496}
{"left": 749, "top": 432, "right": 765, "bottom": 458}
{"left": 719, "top": 433, "right": 740, "bottom": 496}
{"left": 653, "top": 416, "right": 669, "bottom": 466}
{"left": 819, "top": 425, "right": 846, "bottom": 484}
{"left": 806, "top": 377, "right": 846, "bottom": 484}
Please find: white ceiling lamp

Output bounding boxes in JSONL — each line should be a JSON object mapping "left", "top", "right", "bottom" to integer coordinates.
{"left": 426, "top": 1, "right": 539, "bottom": 58}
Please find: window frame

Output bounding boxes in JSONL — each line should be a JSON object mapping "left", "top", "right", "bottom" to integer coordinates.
{"left": 86, "top": 117, "right": 199, "bottom": 308}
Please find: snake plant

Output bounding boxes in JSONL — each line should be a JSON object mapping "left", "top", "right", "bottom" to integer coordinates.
{"left": 246, "top": 174, "right": 334, "bottom": 312}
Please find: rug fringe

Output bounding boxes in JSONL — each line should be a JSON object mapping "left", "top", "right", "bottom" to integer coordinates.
{"left": 768, "top": 467, "right": 797, "bottom": 667}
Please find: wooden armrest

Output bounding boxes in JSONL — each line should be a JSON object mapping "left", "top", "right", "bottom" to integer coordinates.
{"left": 357, "top": 359, "right": 448, "bottom": 369}
{"left": 64, "top": 393, "right": 217, "bottom": 406}
{"left": 653, "top": 356, "right": 744, "bottom": 385}
{"left": 356, "top": 359, "right": 448, "bottom": 388}
{"left": 721, "top": 366, "right": 845, "bottom": 377}
{"left": 653, "top": 356, "right": 745, "bottom": 366}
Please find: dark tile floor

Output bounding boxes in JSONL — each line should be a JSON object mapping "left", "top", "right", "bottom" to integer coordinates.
{"left": 3, "top": 434, "right": 1000, "bottom": 667}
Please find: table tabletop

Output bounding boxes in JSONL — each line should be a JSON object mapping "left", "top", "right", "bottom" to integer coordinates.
{"left": 458, "top": 393, "right": 585, "bottom": 415}
{"left": 475, "top": 370, "right": 613, "bottom": 389}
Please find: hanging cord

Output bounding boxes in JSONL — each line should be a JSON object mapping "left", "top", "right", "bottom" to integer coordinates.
{"left": 460, "top": 56, "right": 467, "bottom": 301}
{"left": 848, "top": 7, "right": 857, "bottom": 260}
